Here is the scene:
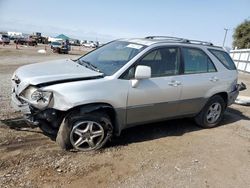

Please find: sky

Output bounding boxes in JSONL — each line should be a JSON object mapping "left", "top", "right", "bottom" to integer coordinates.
{"left": 0, "top": 0, "right": 249, "bottom": 47}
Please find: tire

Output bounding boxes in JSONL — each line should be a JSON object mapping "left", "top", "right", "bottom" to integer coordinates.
{"left": 56, "top": 112, "right": 113, "bottom": 151}
{"left": 195, "top": 95, "right": 226, "bottom": 128}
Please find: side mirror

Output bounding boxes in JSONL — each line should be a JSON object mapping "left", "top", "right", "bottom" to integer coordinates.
{"left": 135, "top": 65, "right": 151, "bottom": 80}
{"left": 132, "top": 65, "right": 151, "bottom": 88}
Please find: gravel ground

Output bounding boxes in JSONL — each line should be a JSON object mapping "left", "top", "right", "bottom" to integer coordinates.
{"left": 0, "top": 44, "right": 250, "bottom": 188}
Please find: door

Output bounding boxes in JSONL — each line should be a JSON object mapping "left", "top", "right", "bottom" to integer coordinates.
{"left": 179, "top": 47, "right": 219, "bottom": 115}
{"left": 126, "top": 47, "right": 182, "bottom": 125}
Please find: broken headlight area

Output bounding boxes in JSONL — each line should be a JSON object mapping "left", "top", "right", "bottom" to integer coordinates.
{"left": 20, "top": 86, "right": 53, "bottom": 109}
{"left": 31, "top": 90, "right": 52, "bottom": 102}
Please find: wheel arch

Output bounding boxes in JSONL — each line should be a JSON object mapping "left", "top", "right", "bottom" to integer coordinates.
{"left": 211, "top": 92, "right": 228, "bottom": 106}
{"left": 64, "top": 102, "right": 123, "bottom": 136}
{"left": 197, "top": 91, "right": 228, "bottom": 116}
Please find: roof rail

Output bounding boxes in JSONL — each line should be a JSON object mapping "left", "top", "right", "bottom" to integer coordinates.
{"left": 185, "top": 39, "right": 213, "bottom": 46}
{"left": 145, "top": 36, "right": 213, "bottom": 46}
{"left": 145, "top": 36, "right": 187, "bottom": 42}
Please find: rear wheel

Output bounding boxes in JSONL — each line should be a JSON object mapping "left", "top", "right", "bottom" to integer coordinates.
{"left": 56, "top": 112, "right": 113, "bottom": 151}
{"left": 195, "top": 95, "right": 226, "bottom": 128}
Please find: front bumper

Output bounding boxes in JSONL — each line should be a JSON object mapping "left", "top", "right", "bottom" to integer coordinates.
{"left": 11, "top": 93, "right": 31, "bottom": 114}
{"left": 11, "top": 93, "right": 62, "bottom": 129}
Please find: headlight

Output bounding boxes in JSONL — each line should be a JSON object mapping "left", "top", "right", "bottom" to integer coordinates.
{"left": 31, "top": 90, "right": 51, "bottom": 101}
{"left": 30, "top": 90, "right": 52, "bottom": 109}
{"left": 20, "top": 86, "right": 53, "bottom": 109}
{"left": 31, "top": 90, "right": 52, "bottom": 102}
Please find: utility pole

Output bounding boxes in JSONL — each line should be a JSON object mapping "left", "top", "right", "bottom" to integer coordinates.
{"left": 222, "top": 28, "right": 229, "bottom": 47}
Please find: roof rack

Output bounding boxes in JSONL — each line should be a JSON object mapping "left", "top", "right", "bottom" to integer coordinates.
{"left": 145, "top": 36, "right": 187, "bottom": 42}
{"left": 145, "top": 36, "right": 213, "bottom": 46}
{"left": 185, "top": 39, "right": 213, "bottom": 46}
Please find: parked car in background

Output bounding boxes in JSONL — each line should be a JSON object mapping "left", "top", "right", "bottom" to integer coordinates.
{"left": 11, "top": 36, "right": 245, "bottom": 152}
{"left": 14, "top": 38, "right": 26, "bottom": 45}
{"left": 0, "top": 34, "right": 10, "bottom": 44}
{"left": 82, "top": 41, "right": 99, "bottom": 48}
{"left": 30, "top": 32, "right": 49, "bottom": 44}
{"left": 82, "top": 42, "right": 96, "bottom": 48}
{"left": 69, "top": 39, "right": 81, "bottom": 46}
{"left": 14, "top": 36, "right": 37, "bottom": 46}
{"left": 51, "top": 41, "right": 69, "bottom": 54}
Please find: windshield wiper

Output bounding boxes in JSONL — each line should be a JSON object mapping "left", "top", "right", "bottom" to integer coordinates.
{"left": 78, "top": 60, "right": 102, "bottom": 73}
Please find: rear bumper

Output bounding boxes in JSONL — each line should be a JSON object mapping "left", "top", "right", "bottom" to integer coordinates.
{"left": 228, "top": 82, "right": 246, "bottom": 106}
{"left": 11, "top": 93, "right": 38, "bottom": 127}
{"left": 228, "top": 90, "right": 239, "bottom": 106}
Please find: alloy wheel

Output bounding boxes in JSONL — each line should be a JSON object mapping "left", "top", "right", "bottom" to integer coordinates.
{"left": 206, "top": 102, "right": 222, "bottom": 124}
{"left": 70, "top": 121, "right": 105, "bottom": 151}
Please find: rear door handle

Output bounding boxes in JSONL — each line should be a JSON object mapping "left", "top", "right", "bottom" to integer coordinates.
{"left": 209, "top": 76, "right": 219, "bottom": 82}
{"left": 168, "top": 80, "right": 181, "bottom": 87}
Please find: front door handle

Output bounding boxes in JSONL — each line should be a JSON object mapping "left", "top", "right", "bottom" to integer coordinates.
{"left": 168, "top": 80, "right": 181, "bottom": 87}
{"left": 209, "top": 76, "right": 219, "bottom": 82}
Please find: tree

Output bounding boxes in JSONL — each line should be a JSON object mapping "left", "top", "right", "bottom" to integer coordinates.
{"left": 233, "top": 20, "right": 250, "bottom": 49}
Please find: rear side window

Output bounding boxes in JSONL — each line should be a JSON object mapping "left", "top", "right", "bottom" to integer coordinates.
{"left": 209, "top": 49, "right": 236, "bottom": 70}
{"left": 182, "top": 48, "right": 216, "bottom": 74}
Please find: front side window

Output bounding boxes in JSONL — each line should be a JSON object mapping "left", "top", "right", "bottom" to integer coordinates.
{"left": 137, "top": 47, "right": 180, "bottom": 77}
{"left": 209, "top": 49, "right": 236, "bottom": 70}
{"left": 77, "top": 41, "right": 146, "bottom": 75}
{"left": 183, "top": 48, "right": 216, "bottom": 74}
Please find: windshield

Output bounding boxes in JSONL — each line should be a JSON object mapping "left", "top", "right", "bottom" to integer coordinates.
{"left": 52, "top": 42, "right": 61, "bottom": 45}
{"left": 78, "top": 41, "right": 146, "bottom": 75}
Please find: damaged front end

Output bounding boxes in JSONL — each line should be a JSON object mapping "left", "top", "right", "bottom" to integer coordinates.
{"left": 25, "top": 108, "right": 64, "bottom": 135}
{"left": 11, "top": 89, "right": 64, "bottom": 135}
{"left": 11, "top": 78, "right": 63, "bottom": 135}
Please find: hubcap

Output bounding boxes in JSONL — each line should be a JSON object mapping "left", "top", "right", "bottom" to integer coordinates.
{"left": 206, "top": 102, "right": 222, "bottom": 124}
{"left": 70, "top": 121, "right": 104, "bottom": 151}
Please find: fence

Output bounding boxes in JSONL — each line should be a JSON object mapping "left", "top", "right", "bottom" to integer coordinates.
{"left": 230, "top": 49, "right": 250, "bottom": 73}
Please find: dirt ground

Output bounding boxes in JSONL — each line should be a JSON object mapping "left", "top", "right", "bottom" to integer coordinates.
{"left": 0, "top": 44, "right": 250, "bottom": 188}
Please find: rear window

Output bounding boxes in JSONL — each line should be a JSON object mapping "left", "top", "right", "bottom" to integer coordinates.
{"left": 209, "top": 49, "right": 236, "bottom": 70}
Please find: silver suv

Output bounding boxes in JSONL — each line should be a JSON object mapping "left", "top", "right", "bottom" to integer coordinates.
{"left": 11, "top": 36, "right": 242, "bottom": 151}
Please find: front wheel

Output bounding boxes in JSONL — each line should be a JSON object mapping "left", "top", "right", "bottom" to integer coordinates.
{"left": 56, "top": 112, "right": 113, "bottom": 151}
{"left": 195, "top": 95, "right": 226, "bottom": 128}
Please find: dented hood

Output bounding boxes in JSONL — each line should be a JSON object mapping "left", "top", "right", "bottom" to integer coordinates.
{"left": 13, "top": 59, "right": 103, "bottom": 94}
